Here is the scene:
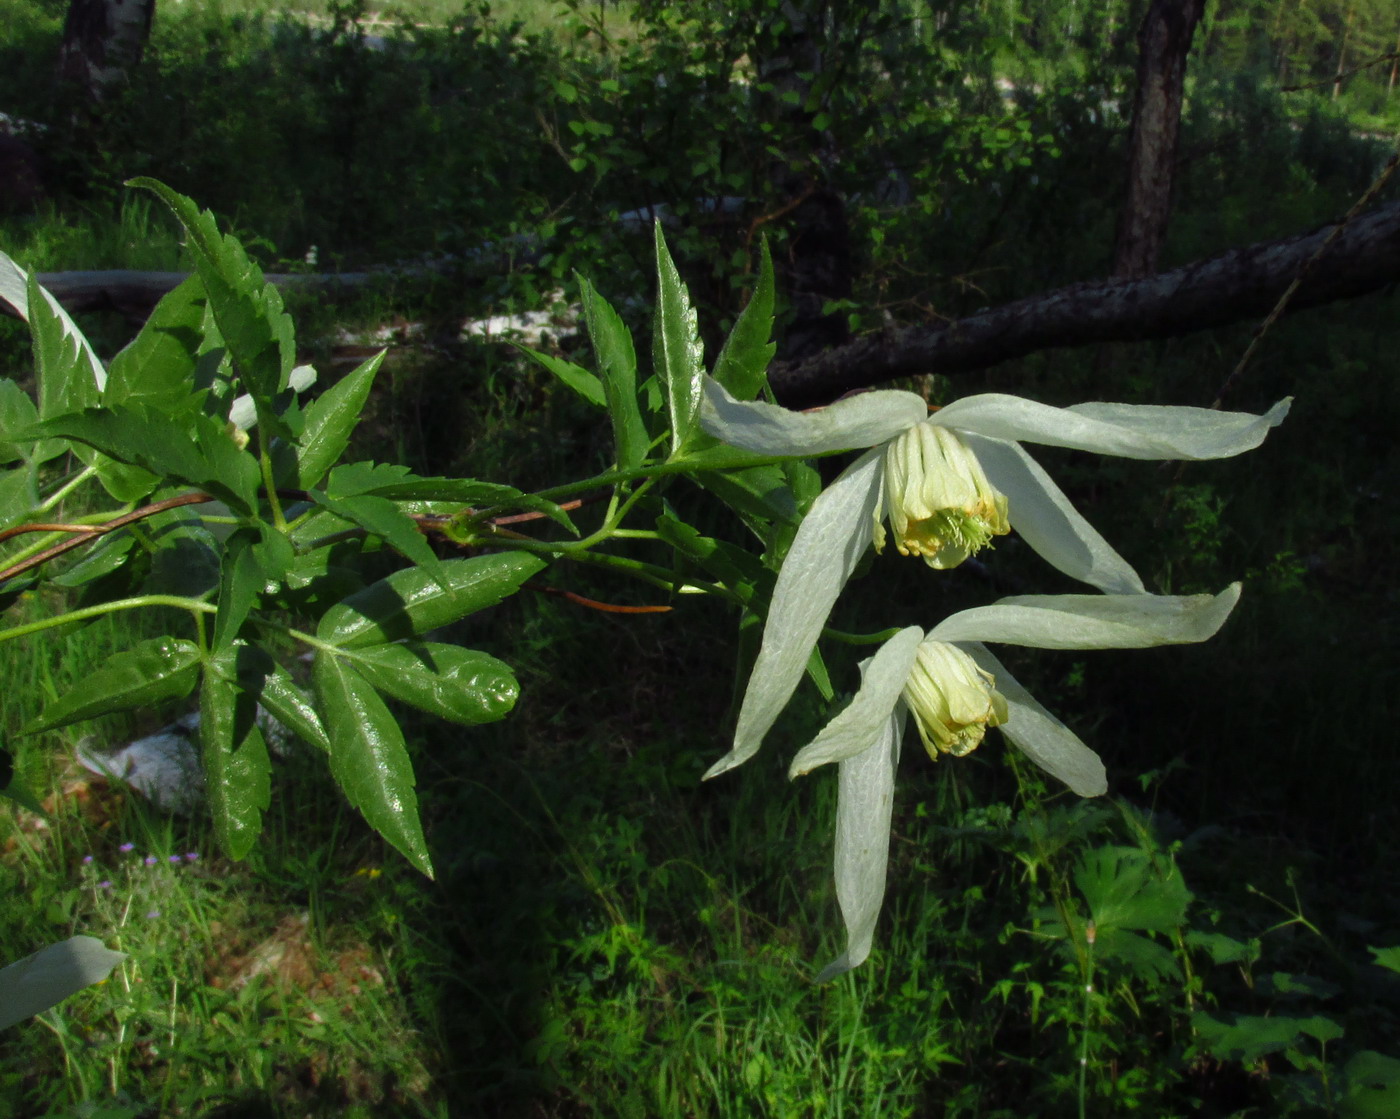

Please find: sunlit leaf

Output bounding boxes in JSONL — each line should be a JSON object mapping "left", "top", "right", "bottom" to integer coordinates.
{"left": 313, "top": 652, "right": 433, "bottom": 877}
{"left": 21, "top": 637, "right": 201, "bottom": 735}
{"left": 711, "top": 238, "right": 775, "bottom": 401}
{"left": 579, "top": 275, "right": 647, "bottom": 469}
{"left": 317, "top": 552, "right": 545, "bottom": 649}
{"left": 652, "top": 224, "right": 704, "bottom": 451}
{"left": 343, "top": 642, "right": 519, "bottom": 726}
{"left": 200, "top": 658, "right": 271, "bottom": 860}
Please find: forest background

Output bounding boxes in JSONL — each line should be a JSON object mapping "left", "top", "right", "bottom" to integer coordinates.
{"left": 1, "top": 0, "right": 1399, "bottom": 1115}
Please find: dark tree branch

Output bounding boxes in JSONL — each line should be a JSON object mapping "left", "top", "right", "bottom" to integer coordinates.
{"left": 769, "top": 199, "right": 1400, "bottom": 407}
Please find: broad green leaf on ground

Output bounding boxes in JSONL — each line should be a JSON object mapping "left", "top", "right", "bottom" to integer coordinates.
{"left": 289, "top": 349, "right": 383, "bottom": 488}
{"left": 652, "top": 224, "right": 704, "bottom": 451}
{"left": 1074, "top": 846, "right": 1191, "bottom": 934}
{"left": 313, "top": 652, "right": 432, "bottom": 877}
{"left": 1341, "top": 1051, "right": 1400, "bottom": 1119}
{"left": 317, "top": 552, "right": 546, "bottom": 649}
{"left": 104, "top": 274, "right": 209, "bottom": 411}
{"left": 21, "top": 637, "right": 200, "bottom": 735}
{"left": 1191, "top": 1011, "right": 1344, "bottom": 1063}
{"left": 200, "top": 660, "right": 271, "bottom": 860}
{"left": 517, "top": 346, "right": 606, "bottom": 408}
{"left": 132, "top": 179, "right": 296, "bottom": 436}
{"left": 230, "top": 644, "right": 328, "bottom": 752}
{"left": 578, "top": 275, "right": 647, "bottom": 469}
{"left": 0, "top": 937, "right": 125, "bottom": 1030}
{"left": 711, "top": 238, "right": 775, "bottom": 401}
{"left": 341, "top": 642, "right": 519, "bottom": 726}
{"left": 32, "top": 405, "right": 260, "bottom": 513}
{"left": 1, "top": 744, "right": 44, "bottom": 814}
{"left": 308, "top": 491, "right": 447, "bottom": 588}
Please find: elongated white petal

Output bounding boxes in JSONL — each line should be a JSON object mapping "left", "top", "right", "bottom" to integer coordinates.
{"left": 0, "top": 253, "right": 108, "bottom": 394}
{"left": 963, "top": 433, "right": 1146, "bottom": 594}
{"left": 964, "top": 644, "right": 1106, "bottom": 796}
{"left": 928, "top": 584, "right": 1241, "bottom": 650}
{"left": 816, "top": 703, "right": 905, "bottom": 982}
{"left": 789, "top": 627, "right": 923, "bottom": 777}
{"left": 0, "top": 936, "right": 126, "bottom": 1030}
{"left": 936, "top": 393, "right": 1290, "bottom": 460}
{"left": 700, "top": 377, "right": 926, "bottom": 456}
{"left": 706, "top": 449, "right": 885, "bottom": 779}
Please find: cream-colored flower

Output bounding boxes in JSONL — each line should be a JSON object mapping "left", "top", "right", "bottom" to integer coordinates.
{"left": 877, "top": 423, "right": 1010, "bottom": 568}
{"left": 697, "top": 378, "right": 1290, "bottom": 780}
{"left": 902, "top": 640, "right": 1008, "bottom": 757}
{"left": 781, "top": 586, "right": 1244, "bottom": 980}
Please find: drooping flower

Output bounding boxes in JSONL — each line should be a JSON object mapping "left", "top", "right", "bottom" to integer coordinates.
{"left": 699, "top": 378, "right": 1289, "bottom": 778}
{"left": 877, "top": 423, "right": 1010, "bottom": 568}
{"left": 900, "top": 640, "right": 1008, "bottom": 758}
{"left": 787, "top": 585, "right": 1243, "bottom": 980}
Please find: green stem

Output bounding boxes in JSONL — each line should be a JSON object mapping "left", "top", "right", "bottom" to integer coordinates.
{"left": 39, "top": 465, "right": 100, "bottom": 514}
{"left": 0, "top": 595, "right": 216, "bottom": 644}
{"left": 258, "top": 449, "right": 286, "bottom": 529}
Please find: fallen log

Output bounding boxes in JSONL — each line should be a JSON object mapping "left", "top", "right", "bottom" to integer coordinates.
{"left": 769, "top": 199, "right": 1400, "bottom": 406}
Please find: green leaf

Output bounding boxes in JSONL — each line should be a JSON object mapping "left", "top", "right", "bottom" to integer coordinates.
{"left": 342, "top": 642, "right": 519, "bottom": 726}
{"left": 652, "top": 223, "right": 704, "bottom": 452}
{"left": 308, "top": 491, "right": 446, "bottom": 588}
{"left": 516, "top": 346, "right": 606, "bottom": 408}
{"left": 27, "top": 273, "right": 101, "bottom": 422}
{"left": 712, "top": 238, "right": 775, "bottom": 401}
{"left": 229, "top": 644, "right": 328, "bottom": 752}
{"left": 200, "top": 659, "right": 271, "bottom": 860}
{"left": 1074, "top": 846, "right": 1191, "bottom": 935}
{"left": 21, "top": 637, "right": 201, "bottom": 735}
{"left": 291, "top": 350, "right": 383, "bottom": 488}
{"left": 104, "top": 274, "right": 209, "bottom": 411}
{"left": 211, "top": 527, "right": 291, "bottom": 652}
{"left": 0, "top": 379, "right": 38, "bottom": 464}
{"left": 313, "top": 652, "right": 432, "bottom": 877}
{"left": 317, "top": 552, "right": 545, "bottom": 649}
{"left": 0, "top": 462, "right": 38, "bottom": 531}
{"left": 33, "top": 405, "right": 260, "bottom": 514}
{"left": 324, "top": 462, "right": 577, "bottom": 536}
{"left": 1192, "top": 1012, "right": 1344, "bottom": 1063}
{"left": 693, "top": 466, "right": 800, "bottom": 532}
{"left": 578, "top": 275, "right": 647, "bottom": 470}
{"left": 131, "top": 178, "right": 296, "bottom": 436}
{"left": 655, "top": 511, "right": 766, "bottom": 598}
{"left": 1370, "top": 945, "right": 1400, "bottom": 975}
{"left": 1341, "top": 1051, "right": 1400, "bottom": 1119}
{"left": 1, "top": 744, "right": 45, "bottom": 814}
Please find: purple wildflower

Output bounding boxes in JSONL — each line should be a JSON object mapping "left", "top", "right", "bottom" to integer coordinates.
{"left": 144, "top": 856, "right": 158, "bottom": 867}
{"left": 119, "top": 842, "right": 135, "bottom": 853}
{"left": 82, "top": 854, "right": 94, "bottom": 864}
{"left": 97, "top": 880, "right": 112, "bottom": 890}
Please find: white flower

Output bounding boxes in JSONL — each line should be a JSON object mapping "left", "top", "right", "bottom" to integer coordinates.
{"left": 789, "top": 585, "right": 1243, "bottom": 980}
{"left": 699, "top": 378, "right": 1289, "bottom": 778}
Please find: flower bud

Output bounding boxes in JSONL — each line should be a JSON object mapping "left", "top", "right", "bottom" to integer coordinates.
{"left": 874, "top": 421, "right": 1009, "bottom": 569}
{"left": 902, "top": 641, "right": 1008, "bottom": 759}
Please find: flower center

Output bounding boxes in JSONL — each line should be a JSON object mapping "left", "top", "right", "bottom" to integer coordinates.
{"left": 875, "top": 422, "right": 1009, "bottom": 569}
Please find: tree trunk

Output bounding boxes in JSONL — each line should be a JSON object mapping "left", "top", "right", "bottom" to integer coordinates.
{"left": 56, "top": 0, "right": 157, "bottom": 103}
{"left": 1112, "top": 0, "right": 1208, "bottom": 280}
{"left": 770, "top": 199, "right": 1400, "bottom": 406}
